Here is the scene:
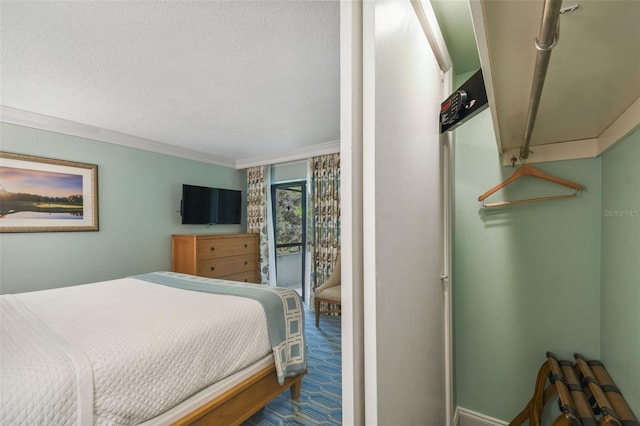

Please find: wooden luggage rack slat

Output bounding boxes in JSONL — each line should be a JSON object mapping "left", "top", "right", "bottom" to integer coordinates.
{"left": 510, "top": 352, "right": 639, "bottom": 426}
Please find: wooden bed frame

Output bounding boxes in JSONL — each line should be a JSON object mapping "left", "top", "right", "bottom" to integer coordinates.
{"left": 173, "top": 363, "right": 307, "bottom": 425}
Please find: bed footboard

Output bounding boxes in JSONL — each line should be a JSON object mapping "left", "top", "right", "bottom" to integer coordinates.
{"left": 173, "top": 363, "right": 306, "bottom": 426}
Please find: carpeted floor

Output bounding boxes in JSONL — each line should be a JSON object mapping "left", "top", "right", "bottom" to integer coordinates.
{"left": 243, "top": 307, "right": 342, "bottom": 425}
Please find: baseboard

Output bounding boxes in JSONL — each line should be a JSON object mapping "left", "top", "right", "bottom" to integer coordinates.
{"left": 454, "top": 406, "right": 508, "bottom": 426}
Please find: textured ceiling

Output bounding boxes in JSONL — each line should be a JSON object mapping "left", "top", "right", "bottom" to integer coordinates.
{"left": 1, "top": 1, "right": 340, "bottom": 165}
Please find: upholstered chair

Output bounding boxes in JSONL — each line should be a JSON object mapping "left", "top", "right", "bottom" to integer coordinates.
{"left": 313, "top": 256, "right": 341, "bottom": 327}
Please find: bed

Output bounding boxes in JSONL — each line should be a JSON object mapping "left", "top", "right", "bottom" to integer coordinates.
{"left": 0, "top": 271, "right": 307, "bottom": 425}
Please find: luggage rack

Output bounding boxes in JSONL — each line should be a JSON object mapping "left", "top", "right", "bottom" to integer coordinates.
{"left": 510, "top": 352, "right": 639, "bottom": 426}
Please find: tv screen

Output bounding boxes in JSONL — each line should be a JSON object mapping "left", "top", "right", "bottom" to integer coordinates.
{"left": 181, "top": 184, "right": 242, "bottom": 225}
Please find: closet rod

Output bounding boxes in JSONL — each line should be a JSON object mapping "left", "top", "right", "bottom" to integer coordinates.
{"left": 520, "top": 0, "right": 563, "bottom": 160}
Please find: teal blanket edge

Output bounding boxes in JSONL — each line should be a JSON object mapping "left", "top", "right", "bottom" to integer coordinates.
{"left": 133, "top": 272, "right": 306, "bottom": 385}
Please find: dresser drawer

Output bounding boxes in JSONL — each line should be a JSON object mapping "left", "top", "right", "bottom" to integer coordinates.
{"left": 220, "top": 270, "right": 258, "bottom": 284}
{"left": 172, "top": 233, "right": 260, "bottom": 283}
{"left": 197, "top": 254, "right": 256, "bottom": 278}
{"left": 196, "top": 236, "right": 257, "bottom": 260}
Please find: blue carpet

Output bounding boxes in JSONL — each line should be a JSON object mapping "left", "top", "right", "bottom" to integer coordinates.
{"left": 243, "top": 307, "right": 342, "bottom": 425}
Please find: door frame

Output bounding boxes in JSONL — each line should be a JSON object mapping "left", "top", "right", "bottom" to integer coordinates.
{"left": 340, "top": 1, "right": 454, "bottom": 424}
{"left": 270, "top": 180, "right": 307, "bottom": 301}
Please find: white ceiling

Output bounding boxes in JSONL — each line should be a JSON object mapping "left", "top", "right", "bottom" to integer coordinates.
{"left": 7, "top": 1, "right": 634, "bottom": 169}
{"left": 0, "top": 1, "right": 340, "bottom": 168}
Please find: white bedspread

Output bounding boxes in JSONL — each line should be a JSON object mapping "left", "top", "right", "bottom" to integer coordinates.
{"left": 0, "top": 278, "right": 272, "bottom": 426}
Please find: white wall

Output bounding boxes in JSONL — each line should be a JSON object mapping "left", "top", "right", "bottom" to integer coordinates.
{"left": 363, "top": 0, "right": 446, "bottom": 423}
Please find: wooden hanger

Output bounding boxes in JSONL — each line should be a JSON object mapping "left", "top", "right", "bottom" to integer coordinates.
{"left": 478, "top": 164, "right": 583, "bottom": 207}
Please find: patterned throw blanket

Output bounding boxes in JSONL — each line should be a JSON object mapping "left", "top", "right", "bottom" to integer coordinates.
{"left": 134, "top": 271, "right": 307, "bottom": 385}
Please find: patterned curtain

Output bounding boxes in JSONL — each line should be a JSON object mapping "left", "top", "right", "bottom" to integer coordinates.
{"left": 309, "top": 153, "right": 341, "bottom": 308}
{"left": 247, "top": 166, "right": 270, "bottom": 284}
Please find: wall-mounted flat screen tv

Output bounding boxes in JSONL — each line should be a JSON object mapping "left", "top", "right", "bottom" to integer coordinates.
{"left": 181, "top": 184, "right": 242, "bottom": 225}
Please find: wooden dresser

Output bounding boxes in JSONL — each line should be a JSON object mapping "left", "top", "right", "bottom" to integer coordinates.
{"left": 171, "top": 233, "right": 260, "bottom": 283}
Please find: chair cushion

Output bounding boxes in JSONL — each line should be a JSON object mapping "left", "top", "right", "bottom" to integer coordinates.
{"left": 314, "top": 257, "right": 341, "bottom": 293}
{"left": 316, "top": 284, "right": 341, "bottom": 302}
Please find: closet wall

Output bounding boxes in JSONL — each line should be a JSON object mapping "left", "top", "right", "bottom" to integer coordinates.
{"left": 600, "top": 129, "right": 640, "bottom": 411}
{"left": 452, "top": 109, "right": 602, "bottom": 420}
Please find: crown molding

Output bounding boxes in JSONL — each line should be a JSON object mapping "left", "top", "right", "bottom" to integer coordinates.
{"left": 597, "top": 96, "right": 640, "bottom": 156}
{"left": 1, "top": 106, "right": 340, "bottom": 170}
{"left": 235, "top": 140, "right": 340, "bottom": 169}
{"left": 499, "top": 94, "right": 640, "bottom": 166}
{"left": 0, "top": 106, "right": 236, "bottom": 168}
{"left": 501, "top": 138, "right": 599, "bottom": 166}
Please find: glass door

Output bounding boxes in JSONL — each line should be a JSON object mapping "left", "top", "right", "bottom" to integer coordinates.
{"left": 271, "top": 181, "right": 306, "bottom": 300}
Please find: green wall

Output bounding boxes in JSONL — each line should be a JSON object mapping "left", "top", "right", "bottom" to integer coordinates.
{"left": 600, "top": 129, "right": 640, "bottom": 412}
{"left": 0, "top": 123, "right": 246, "bottom": 294}
{"left": 271, "top": 160, "right": 308, "bottom": 184}
{"left": 453, "top": 110, "right": 603, "bottom": 420}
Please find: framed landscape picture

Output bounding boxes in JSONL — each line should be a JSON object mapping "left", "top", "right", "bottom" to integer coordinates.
{"left": 0, "top": 152, "right": 98, "bottom": 232}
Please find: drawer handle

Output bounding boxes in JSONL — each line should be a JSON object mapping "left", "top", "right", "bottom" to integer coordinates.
{"left": 244, "top": 261, "right": 248, "bottom": 265}
{"left": 244, "top": 244, "right": 248, "bottom": 248}
{"left": 210, "top": 246, "right": 215, "bottom": 251}
{"left": 210, "top": 266, "right": 215, "bottom": 271}
{"left": 244, "top": 279, "right": 248, "bottom": 282}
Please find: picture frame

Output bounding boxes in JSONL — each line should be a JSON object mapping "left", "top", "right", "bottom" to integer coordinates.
{"left": 0, "top": 152, "right": 98, "bottom": 232}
